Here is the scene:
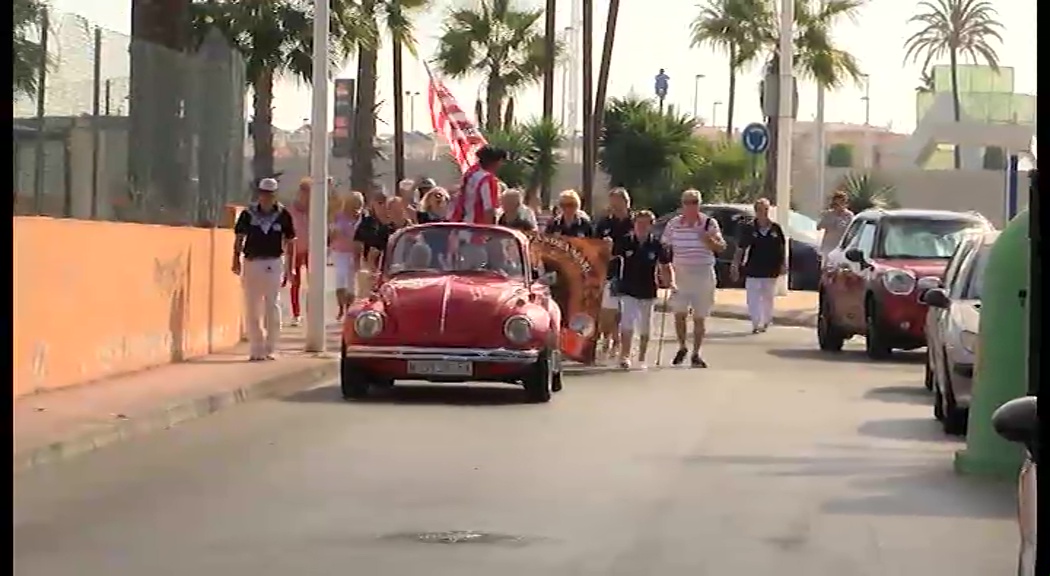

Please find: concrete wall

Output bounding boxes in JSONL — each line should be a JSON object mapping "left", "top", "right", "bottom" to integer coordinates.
{"left": 14, "top": 217, "right": 244, "bottom": 397}
{"left": 791, "top": 167, "right": 1030, "bottom": 227}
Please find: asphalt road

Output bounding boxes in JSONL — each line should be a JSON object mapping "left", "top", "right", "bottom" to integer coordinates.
{"left": 14, "top": 318, "right": 1019, "bottom": 576}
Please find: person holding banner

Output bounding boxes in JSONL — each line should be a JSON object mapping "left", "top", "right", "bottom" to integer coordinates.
{"left": 452, "top": 145, "right": 507, "bottom": 225}
{"left": 594, "top": 187, "right": 635, "bottom": 358}
{"left": 544, "top": 190, "right": 595, "bottom": 238}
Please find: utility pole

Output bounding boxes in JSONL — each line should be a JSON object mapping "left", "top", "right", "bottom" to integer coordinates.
{"left": 692, "top": 73, "right": 704, "bottom": 119}
{"left": 581, "top": 0, "right": 594, "bottom": 206}
{"left": 774, "top": 0, "right": 794, "bottom": 296}
{"left": 305, "top": 0, "right": 330, "bottom": 352}
{"left": 541, "top": 0, "right": 557, "bottom": 203}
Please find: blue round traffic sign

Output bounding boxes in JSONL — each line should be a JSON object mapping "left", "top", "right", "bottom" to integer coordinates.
{"left": 741, "top": 123, "right": 770, "bottom": 154}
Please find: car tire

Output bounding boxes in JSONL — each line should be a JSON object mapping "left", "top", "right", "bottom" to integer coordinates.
{"left": 817, "top": 293, "right": 846, "bottom": 352}
{"left": 524, "top": 348, "right": 554, "bottom": 403}
{"left": 864, "top": 299, "right": 893, "bottom": 360}
{"left": 551, "top": 348, "right": 563, "bottom": 393}
{"left": 339, "top": 342, "right": 370, "bottom": 400}
{"left": 940, "top": 359, "right": 968, "bottom": 436}
{"left": 924, "top": 350, "right": 935, "bottom": 391}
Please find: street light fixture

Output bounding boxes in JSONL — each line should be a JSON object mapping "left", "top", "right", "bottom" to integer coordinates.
{"left": 692, "top": 74, "right": 705, "bottom": 119}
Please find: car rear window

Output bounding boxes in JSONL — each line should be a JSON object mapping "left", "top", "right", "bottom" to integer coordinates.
{"left": 878, "top": 218, "right": 984, "bottom": 259}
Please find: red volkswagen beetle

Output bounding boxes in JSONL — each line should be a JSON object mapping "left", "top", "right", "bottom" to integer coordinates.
{"left": 340, "top": 223, "right": 575, "bottom": 403}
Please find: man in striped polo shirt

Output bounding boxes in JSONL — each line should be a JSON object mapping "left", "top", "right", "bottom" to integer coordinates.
{"left": 660, "top": 189, "right": 727, "bottom": 367}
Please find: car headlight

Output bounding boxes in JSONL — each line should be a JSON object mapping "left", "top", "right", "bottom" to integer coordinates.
{"left": 353, "top": 311, "right": 385, "bottom": 338}
{"left": 959, "top": 330, "right": 977, "bottom": 353}
{"left": 882, "top": 269, "right": 917, "bottom": 295}
{"left": 569, "top": 313, "right": 596, "bottom": 337}
{"left": 503, "top": 315, "right": 533, "bottom": 344}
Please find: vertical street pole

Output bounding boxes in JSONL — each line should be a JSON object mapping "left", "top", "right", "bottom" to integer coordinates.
{"left": 581, "top": 0, "right": 594, "bottom": 206}
{"left": 104, "top": 80, "right": 112, "bottom": 115}
{"left": 692, "top": 74, "right": 703, "bottom": 119}
{"left": 392, "top": 31, "right": 405, "bottom": 185}
{"left": 861, "top": 74, "right": 872, "bottom": 168}
{"left": 1005, "top": 153, "right": 1019, "bottom": 221}
{"left": 305, "top": 0, "right": 330, "bottom": 353}
{"left": 815, "top": 83, "right": 826, "bottom": 215}
{"left": 541, "top": 0, "right": 557, "bottom": 203}
{"left": 91, "top": 27, "right": 103, "bottom": 219}
{"left": 774, "top": 0, "right": 794, "bottom": 296}
{"left": 1027, "top": 167, "right": 1040, "bottom": 397}
{"left": 33, "top": 9, "right": 50, "bottom": 213}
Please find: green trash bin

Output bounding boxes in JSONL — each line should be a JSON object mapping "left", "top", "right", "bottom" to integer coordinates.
{"left": 954, "top": 209, "right": 1029, "bottom": 478}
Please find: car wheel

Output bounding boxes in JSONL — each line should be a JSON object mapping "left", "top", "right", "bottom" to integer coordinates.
{"left": 339, "top": 344, "right": 370, "bottom": 400}
{"left": 817, "top": 293, "right": 846, "bottom": 352}
{"left": 864, "top": 299, "right": 893, "bottom": 360}
{"left": 924, "top": 349, "right": 935, "bottom": 391}
{"left": 524, "top": 348, "right": 554, "bottom": 403}
{"left": 551, "top": 349, "right": 563, "bottom": 393}
{"left": 940, "top": 359, "right": 968, "bottom": 436}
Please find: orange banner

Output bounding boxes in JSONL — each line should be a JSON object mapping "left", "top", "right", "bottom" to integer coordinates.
{"left": 527, "top": 234, "right": 611, "bottom": 364}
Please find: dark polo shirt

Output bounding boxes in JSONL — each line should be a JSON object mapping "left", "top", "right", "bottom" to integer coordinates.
{"left": 235, "top": 204, "right": 296, "bottom": 259}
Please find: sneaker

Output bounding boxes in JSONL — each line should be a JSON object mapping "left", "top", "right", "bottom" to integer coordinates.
{"left": 289, "top": 317, "right": 301, "bottom": 327}
{"left": 619, "top": 358, "right": 632, "bottom": 371}
{"left": 635, "top": 361, "right": 648, "bottom": 371}
{"left": 752, "top": 326, "right": 761, "bottom": 334}
{"left": 759, "top": 324, "right": 769, "bottom": 333}
{"left": 672, "top": 348, "right": 688, "bottom": 366}
{"left": 248, "top": 356, "right": 266, "bottom": 362}
{"left": 690, "top": 353, "right": 707, "bottom": 368}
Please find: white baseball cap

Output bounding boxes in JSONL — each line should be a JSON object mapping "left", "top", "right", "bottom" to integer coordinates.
{"left": 258, "top": 178, "right": 279, "bottom": 192}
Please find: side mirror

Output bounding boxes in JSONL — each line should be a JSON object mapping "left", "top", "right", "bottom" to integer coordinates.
{"left": 535, "top": 271, "right": 557, "bottom": 286}
{"left": 919, "top": 287, "right": 951, "bottom": 309}
{"left": 844, "top": 248, "right": 865, "bottom": 264}
{"left": 992, "top": 396, "right": 1038, "bottom": 451}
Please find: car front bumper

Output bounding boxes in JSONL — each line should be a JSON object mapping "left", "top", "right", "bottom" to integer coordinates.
{"left": 341, "top": 345, "right": 543, "bottom": 383}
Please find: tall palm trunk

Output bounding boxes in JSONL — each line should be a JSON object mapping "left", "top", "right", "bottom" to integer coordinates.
{"left": 540, "top": 0, "right": 557, "bottom": 204}
{"left": 250, "top": 70, "right": 276, "bottom": 180}
{"left": 725, "top": 47, "right": 736, "bottom": 138}
{"left": 948, "top": 48, "right": 962, "bottom": 170}
{"left": 351, "top": 43, "right": 378, "bottom": 192}
{"left": 592, "top": 0, "right": 620, "bottom": 177}
{"left": 392, "top": 37, "right": 406, "bottom": 185}
{"left": 484, "top": 72, "right": 502, "bottom": 133}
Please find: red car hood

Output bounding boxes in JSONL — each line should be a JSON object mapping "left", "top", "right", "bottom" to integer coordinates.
{"left": 874, "top": 258, "right": 948, "bottom": 278}
{"left": 377, "top": 274, "right": 527, "bottom": 346}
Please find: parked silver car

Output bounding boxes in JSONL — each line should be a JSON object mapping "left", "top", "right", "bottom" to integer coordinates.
{"left": 991, "top": 396, "right": 1038, "bottom": 576}
{"left": 920, "top": 231, "right": 997, "bottom": 435}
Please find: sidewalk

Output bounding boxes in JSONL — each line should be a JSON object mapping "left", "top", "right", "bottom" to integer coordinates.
{"left": 655, "top": 288, "right": 818, "bottom": 327}
{"left": 15, "top": 322, "right": 343, "bottom": 472}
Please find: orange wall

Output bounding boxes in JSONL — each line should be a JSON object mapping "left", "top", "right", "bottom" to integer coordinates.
{"left": 14, "top": 217, "right": 244, "bottom": 397}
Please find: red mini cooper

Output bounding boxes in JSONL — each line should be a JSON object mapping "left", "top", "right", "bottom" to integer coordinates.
{"left": 817, "top": 208, "right": 992, "bottom": 359}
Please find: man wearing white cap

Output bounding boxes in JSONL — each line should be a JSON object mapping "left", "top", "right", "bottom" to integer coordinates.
{"left": 232, "top": 178, "right": 296, "bottom": 361}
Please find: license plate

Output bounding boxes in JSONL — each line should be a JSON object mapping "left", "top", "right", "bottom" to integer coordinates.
{"left": 407, "top": 360, "right": 473, "bottom": 377}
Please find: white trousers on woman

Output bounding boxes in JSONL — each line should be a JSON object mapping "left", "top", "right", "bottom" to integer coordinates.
{"left": 744, "top": 277, "right": 777, "bottom": 329}
{"left": 243, "top": 258, "right": 283, "bottom": 357}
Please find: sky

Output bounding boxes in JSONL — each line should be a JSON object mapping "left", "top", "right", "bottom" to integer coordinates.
{"left": 55, "top": 0, "right": 1037, "bottom": 135}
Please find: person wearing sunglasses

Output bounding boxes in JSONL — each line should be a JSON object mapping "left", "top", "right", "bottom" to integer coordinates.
{"left": 543, "top": 189, "right": 595, "bottom": 238}
{"left": 659, "top": 189, "right": 726, "bottom": 367}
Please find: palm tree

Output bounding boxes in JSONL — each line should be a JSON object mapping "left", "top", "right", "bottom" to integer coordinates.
{"left": 903, "top": 0, "right": 1004, "bottom": 169}
{"left": 191, "top": 0, "right": 370, "bottom": 181}
{"left": 688, "top": 0, "right": 769, "bottom": 137}
{"left": 433, "top": 0, "right": 555, "bottom": 133}
{"left": 350, "top": 0, "right": 428, "bottom": 192}
{"left": 756, "top": 0, "right": 865, "bottom": 199}
{"left": 14, "top": 0, "right": 47, "bottom": 99}
{"left": 838, "top": 172, "right": 899, "bottom": 213}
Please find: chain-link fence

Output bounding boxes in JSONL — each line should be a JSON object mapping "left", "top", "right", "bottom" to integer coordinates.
{"left": 13, "top": 9, "right": 247, "bottom": 226}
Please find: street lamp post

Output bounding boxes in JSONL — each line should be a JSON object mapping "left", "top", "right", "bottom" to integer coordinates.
{"left": 305, "top": 0, "right": 330, "bottom": 352}
{"left": 405, "top": 91, "right": 420, "bottom": 132}
{"left": 692, "top": 73, "right": 704, "bottom": 119}
{"left": 711, "top": 101, "right": 722, "bottom": 128}
{"left": 860, "top": 73, "right": 872, "bottom": 168}
{"left": 774, "top": 0, "right": 794, "bottom": 295}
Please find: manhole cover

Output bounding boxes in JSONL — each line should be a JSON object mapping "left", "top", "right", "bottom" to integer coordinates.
{"left": 381, "top": 530, "right": 529, "bottom": 546}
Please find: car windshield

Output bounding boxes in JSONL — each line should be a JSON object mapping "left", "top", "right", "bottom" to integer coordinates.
{"left": 961, "top": 245, "right": 990, "bottom": 300}
{"left": 878, "top": 218, "right": 982, "bottom": 259}
{"left": 385, "top": 227, "right": 526, "bottom": 279}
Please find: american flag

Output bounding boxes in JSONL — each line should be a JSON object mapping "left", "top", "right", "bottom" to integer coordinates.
{"left": 425, "top": 63, "right": 487, "bottom": 173}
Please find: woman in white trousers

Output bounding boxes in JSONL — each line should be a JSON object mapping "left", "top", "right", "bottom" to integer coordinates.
{"left": 233, "top": 178, "right": 296, "bottom": 361}
{"left": 731, "top": 198, "right": 787, "bottom": 334}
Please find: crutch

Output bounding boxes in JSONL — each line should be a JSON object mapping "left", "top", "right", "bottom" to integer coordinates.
{"left": 655, "top": 287, "right": 671, "bottom": 366}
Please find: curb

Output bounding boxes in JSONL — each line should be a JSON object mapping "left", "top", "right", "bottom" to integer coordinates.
{"left": 653, "top": 303, "right": 818, "bottom": 328}
{"left": 14, "top": 359, "right": 340, "bottom": 472}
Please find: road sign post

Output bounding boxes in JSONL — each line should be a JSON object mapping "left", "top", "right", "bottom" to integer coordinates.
{"left": 741, "top": 122, "right": 769, "bottom": 190}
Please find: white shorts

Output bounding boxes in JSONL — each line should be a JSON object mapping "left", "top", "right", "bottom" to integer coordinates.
{"left": 601, "top": 282, "right": 621, "bottom": 311}
{"left": 670, "top": 266, "right": 716, "bottom": 319}
{"left": 332, "top": 252, "right": 356, "bottom": 292}
{"left": 619, "top": 296, "right": 654, "bottom": 335}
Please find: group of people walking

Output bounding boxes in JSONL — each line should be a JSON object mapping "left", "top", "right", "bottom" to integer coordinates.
{"left": 232, "top": 143, "right": 801, "bottom": 366}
